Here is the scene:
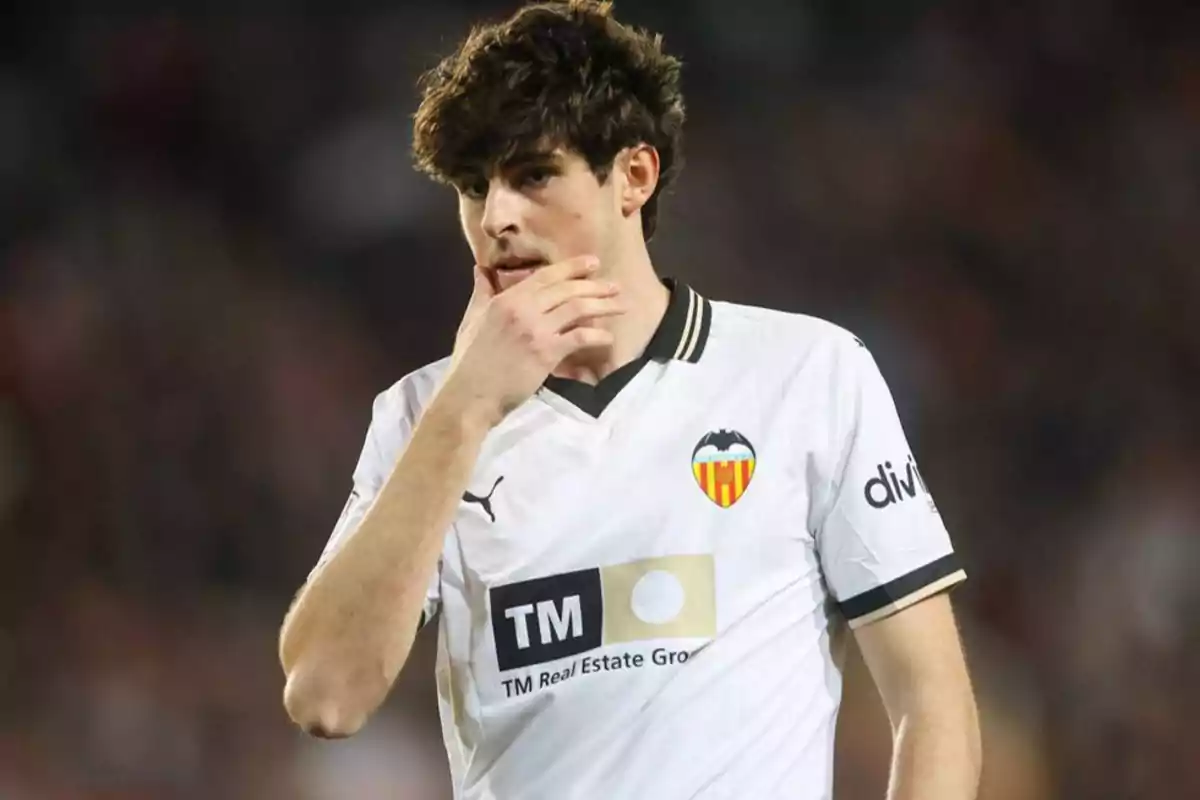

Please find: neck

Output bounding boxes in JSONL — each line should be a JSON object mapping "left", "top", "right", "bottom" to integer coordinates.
{"left": 552, "top": 237, "right": 669, "bottom": 384}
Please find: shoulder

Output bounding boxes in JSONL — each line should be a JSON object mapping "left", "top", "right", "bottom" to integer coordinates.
{"left": 368, "top": 355, "right": 454, "bottom": 427}
{"left": 348, "top": 357, "right": 453, "bottom": 480}
{"left": 706, "top": 297, "right": 869, "bottom": 376}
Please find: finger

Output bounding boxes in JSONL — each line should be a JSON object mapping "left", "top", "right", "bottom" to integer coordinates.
{"left": 529, "top": 254, "right": 600, "bottom": 288}
{"left": 550, "top": 325, "right": 615, "bottom": 359}
{"left": 545, "top": 296, "right": 626, "bottom": 332}
{"left": 536, "top": 277, "right": 619, "bottom": 313}
{"left": 465, "top": 265, "right": 496, "bottom": 313}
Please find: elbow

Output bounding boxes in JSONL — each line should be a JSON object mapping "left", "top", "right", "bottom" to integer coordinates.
{"left": 282, "top": 662, "right": 382, "bottom": 739}
{"left": 277, "top": 584, "right": 420, "bottom": 738}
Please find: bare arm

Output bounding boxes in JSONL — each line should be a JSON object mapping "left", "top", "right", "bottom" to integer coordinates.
{"left": 279, "top": 256, "right": 622, "bottom": 739}
{"left": 853, "top": 593, "right": 982, "bottom": 800}
{"left": 279, "top": 388, "right": 492, "bottom": 738}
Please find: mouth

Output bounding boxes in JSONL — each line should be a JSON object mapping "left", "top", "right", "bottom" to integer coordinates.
{"left": 491, "top": 256, "right": 548, "bottom": 272}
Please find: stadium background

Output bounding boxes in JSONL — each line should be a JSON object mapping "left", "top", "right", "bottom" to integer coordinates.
{"left": 2, "top": 1, "right": 1197, "bottom": 797}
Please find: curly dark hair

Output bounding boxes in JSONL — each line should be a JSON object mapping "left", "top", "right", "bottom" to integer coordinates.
{"left": 411, "top": 0, "right": 685, "bottom": 240}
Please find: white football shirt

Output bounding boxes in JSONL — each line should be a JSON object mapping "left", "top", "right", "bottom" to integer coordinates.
{"left": 316, "top": 280, "right": 966, "bottom": 800}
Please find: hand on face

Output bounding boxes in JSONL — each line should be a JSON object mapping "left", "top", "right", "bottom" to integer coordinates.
{"left": 445, "top": 255, "right": 624, "bottom": 426}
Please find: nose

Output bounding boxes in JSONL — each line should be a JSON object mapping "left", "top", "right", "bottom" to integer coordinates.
{"left": 481, "top": 183, "right": 522, "bottom": 239}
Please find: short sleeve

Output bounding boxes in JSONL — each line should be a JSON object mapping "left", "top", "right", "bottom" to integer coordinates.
{"left": 813, "top": 335, "right": 966, "bottom": 629}
{"left": 311, "top": 390, "right": 442, "bottom": 627}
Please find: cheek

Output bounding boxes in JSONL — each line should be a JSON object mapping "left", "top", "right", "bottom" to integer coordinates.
{"left": 553, "top": 213, "right": 603, "bottom": 257}
{"left": 555, "top": 197, "right": 611, "bottom": 251}
{"left": 459, "top": 205, "right": 487, "bottom": 259}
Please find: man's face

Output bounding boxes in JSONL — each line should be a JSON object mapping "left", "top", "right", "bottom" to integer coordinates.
{"left": 458, "top": 148, "right": 617, "bottom": 293}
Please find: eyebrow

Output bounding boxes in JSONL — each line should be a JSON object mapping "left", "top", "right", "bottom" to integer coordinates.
{"left": 500, "top": 150, "right": 561, "bottom": 171}
{"left": 451, "top": 149, "right": 561, "bottom": 189}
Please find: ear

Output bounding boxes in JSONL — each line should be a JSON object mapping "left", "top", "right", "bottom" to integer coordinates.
{"left": 618, "top": 144, "right": 660, "bottom": 218}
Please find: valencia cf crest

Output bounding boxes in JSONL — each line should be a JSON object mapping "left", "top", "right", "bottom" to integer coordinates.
{"left": 691, "top": 429, "right": 756, "bottom": 508}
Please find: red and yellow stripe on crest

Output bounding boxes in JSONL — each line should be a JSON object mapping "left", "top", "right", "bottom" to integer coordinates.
{"left": 692, "top": 458, "right": 756, "bottom": 508}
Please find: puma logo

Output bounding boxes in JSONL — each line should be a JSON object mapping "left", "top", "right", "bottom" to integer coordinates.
{"left": 463, "top": 476, "right": 504, "bottom": 523}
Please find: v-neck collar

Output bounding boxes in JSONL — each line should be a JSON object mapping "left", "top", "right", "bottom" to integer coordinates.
{"left": 541, "top": 278, "right": 713, "bottom": 419}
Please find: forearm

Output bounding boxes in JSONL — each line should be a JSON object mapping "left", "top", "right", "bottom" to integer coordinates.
{"left": 886, "top": 700, "right": 981, "bottom": 800}
{"left": 280, "top": 384, "right": 493, "bottom": 734}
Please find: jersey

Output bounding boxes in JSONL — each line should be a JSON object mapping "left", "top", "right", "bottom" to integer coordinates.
{"left": 315, "top": 279, "right": 966, "bottom": 800}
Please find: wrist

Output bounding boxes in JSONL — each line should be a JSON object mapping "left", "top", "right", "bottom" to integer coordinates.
{"left": 429, "top": 375, "right": 505, "bottom": 434}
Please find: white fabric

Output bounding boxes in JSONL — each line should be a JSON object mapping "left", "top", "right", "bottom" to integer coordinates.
{"left": 315, "top": 297, "right": 964, "bottom": 800}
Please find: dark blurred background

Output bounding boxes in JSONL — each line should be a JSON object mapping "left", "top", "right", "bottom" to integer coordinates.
{"left": 2, "top": 1, "right": 1198, "bottom": 798}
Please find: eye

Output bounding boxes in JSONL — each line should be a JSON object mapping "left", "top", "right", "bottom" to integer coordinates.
{"left": 460, "top": 177, "right": 489, "bottom": 200}
{"left": 516, "top": 165, "right": 555, "bottom": 190}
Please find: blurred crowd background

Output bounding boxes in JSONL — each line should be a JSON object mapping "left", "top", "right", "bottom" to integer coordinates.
{"left": 2, "top": 1, "right": 1198, "bottom": 798}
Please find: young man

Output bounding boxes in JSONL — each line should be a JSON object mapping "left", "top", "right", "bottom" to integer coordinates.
{"left": 279, "top": 2, "right": 981, "bottom": 798}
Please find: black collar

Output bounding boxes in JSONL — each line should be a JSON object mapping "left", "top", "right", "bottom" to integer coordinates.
{"left": 542, "top": 278, "right": 712, "bottom": 417}
{"left": 642, "top": 278, "right": 713, "bottom": 364}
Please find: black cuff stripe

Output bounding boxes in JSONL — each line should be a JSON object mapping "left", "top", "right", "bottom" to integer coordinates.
{"left": 838, "top": 553, "right": 963, "bottom": 622}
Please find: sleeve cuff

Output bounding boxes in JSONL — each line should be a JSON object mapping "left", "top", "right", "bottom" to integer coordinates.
{"left": 838, "top": 553, "right": 967, "bottom": 629}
